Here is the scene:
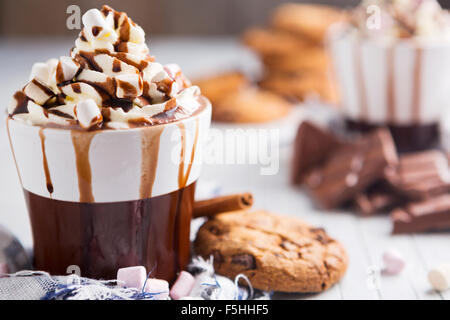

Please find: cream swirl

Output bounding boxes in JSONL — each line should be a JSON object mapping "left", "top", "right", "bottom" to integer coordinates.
{"left": 8, "top": 5, "right": 202, "bottom": 129}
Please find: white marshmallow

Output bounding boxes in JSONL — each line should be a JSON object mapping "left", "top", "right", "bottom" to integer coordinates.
{"left": 57, "top": 56, "right": 80, "bottom": 83}
{"left": 120, "top": 42, "right": 150, "bottom": 57}
{"left": 164, "top": 64, "right": 182, "bottom": 79}
{"left": 115, "top": 73, "right": 143, "bottom": 99}
{"left": 60, "top": 82, "right": 103, "bottom": 105}
{"left": 382, "top": 249, "right": 405, "bottom": 275}
{"left": 77, "top": 69, "right": 115, "bottom": 96}
{"left": 109, "top": 106, "right": 147, "bottom": 124}
{"left": 77, "top": 69, "right": 109, "bottom": 83}
{"left": 129, "top": 24, "right": 145, "bottom": 44}
{"left": 142, "top": 62, "right": 167, "bottom": 82}
{"left": 141, "top": 102, "right": 168, "bottom": 117}
{"left": 26, "top": 101, "right": 49, "bottom": 125}
{"left": 48, "top": 103, "right": 76, "bottom": 119}
{"left": 429, "top": 264, "right": 450, "bottom": 291}
{"left": 29, "top": 62, "right": 50, "bottom": 83}
{"left": 143, "top": 279, "right": 169, "bottom": 300}
{"left": 82, "top": 9, "right": 117, "bottom": 43}
{"left": 16, "top": 101, "right": 71, "bottom": 126}
{"left": 75, "top": 99, "right": 102, "bottom": 129}
{"left": 23, "top": 80, "right": 54, "bottom": 105}
{"left": 93, "top": 54, "right": 139, "bottom": 77}
{"left": 116, "top": 266, "right": 147, "bottom": 290}
{"left": 144, "top": 81, "right": 165, "bottom": 103}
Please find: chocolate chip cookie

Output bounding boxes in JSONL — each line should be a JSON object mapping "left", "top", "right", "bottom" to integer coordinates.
{"left": 194, "top": 210, "right": 348, "bottom": 292}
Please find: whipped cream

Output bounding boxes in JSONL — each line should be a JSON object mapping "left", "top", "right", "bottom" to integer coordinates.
{"left": 8, "top": 5, "right": 203, "bottom": 129}
{"left": 352, "top": 0, "right": 450, "bottom": 40}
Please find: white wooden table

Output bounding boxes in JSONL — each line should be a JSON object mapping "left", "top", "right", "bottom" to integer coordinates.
{"left": 0, "top": 37, "right": 449, "bottom": 300}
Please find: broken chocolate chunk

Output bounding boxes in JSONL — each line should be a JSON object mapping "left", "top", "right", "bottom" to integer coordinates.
{"left": 385, "top": 150, "right": 450, "bottom": 200}
{"left": 291, "top": 121, "right": 342, "bottom": 185}
{"left": 305, "top": 128, "right": 398, "bottom": 209}
{"left": 231, "top": 254, "right": 256, "bottom": 270}
{"left": 354, "top": 182, "right": 406, "bottom": 216}
{"left": 391, "top": 194, "right": 450, "bottom": 234}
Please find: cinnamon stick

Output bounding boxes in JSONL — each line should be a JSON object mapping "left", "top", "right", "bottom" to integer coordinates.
{"left": 193, "top": 193, "right": 253, "bottom": 218}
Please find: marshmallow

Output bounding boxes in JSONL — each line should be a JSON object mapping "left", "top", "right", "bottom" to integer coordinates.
{"left": 109, "top": 106, "right": 148, "bottom": 125}
{"left": 142, "top": 62, "right": 167, "bottom": 82}
{"left": 93, "top": 54, "right": 139, "bottom": 77}
{"left": 82, "top": 9, "right": 116, "bottom": 43}
{"left": 29, "top": 62, "right": 50, "bottom": 83}
{"left": 48, "top": 104, "right": 76, "bottom": 119}
{"left": 429, "top": 264, "right": 450, "bottom": 291}
{"left": 115, "top": 73, "right": 143, "bottom": 99}
{"left": 164, "top": 64, "right": 182, "bottom": 80}
{"left": 0, "top": 263, "right": 8, "bottom": 278}
{"left": 144, "top": 278, "right": 169, "bottom": 300}
{"left": 23, "top": 79, "right": 54, "bottom": 105}
{"left": 60, "top": 82, "right": 103, "bottom": 105}
{"left": 128, "top": 24, "right": 145, "bottom": 44}
{"left": 25, "top": 101, "right": 49, "bottom": 125}
{"left": 75, "top": 99, "right": 102, "bottom": 129}
{"left": 176, "top": 86, "right": 201, "bottom": 112}
{"left": 144, "top": 81, "right": 166, "bottom": 103}
{"left": 77, "top": 69, "right": 115, "bottom": 96}
{"left": 170, "top": 271, "right": 195, "bottom": 300}
{"left": 118, "top": 42, "right": 150, "bottom": 57}
{"left": 141, "top": 101, "right": 169, "bottom": 117}
{"left": 56, "top": 56, "right": 80, "bottom": 84}
{"left": 117, "top": 266, "right": 147, "bottom": 290}
{"left": 382, "top": 249, "right": 405, "bottom": 275}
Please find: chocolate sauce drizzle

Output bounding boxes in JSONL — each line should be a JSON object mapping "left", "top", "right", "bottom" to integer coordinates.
{"left": 140, "top": 127, "right": 164, "bottom": 198}
{"left": 412, "top": 46, "right": 423, "bottom": 123}
{"left": 71, "top": 130, "right": 98, "bottom": 202}
{"left": 386, "top": 44, "right": 396, "bottom": 122}
{"left": 38, "top": 128, "right": 54, "bottom": 195}
{"left": 177, "top": 119, "right": 200, "bottom": 189}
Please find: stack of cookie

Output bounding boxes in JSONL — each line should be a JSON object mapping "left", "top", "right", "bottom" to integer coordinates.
{"left": 194, "top": 72, "right": 292, "bottom": 123}
{"left": 243, "top": 3, "right": 347, "bottom": 103}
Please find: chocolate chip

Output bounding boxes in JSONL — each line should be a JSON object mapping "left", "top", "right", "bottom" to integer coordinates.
{"left": 211, "top": 250, "right": 224, "bottom": 264}
{"left": 310, "top": 228, "right": 333, "bottom": 245}
{"left": 231, "top": 254, "right": 256, "bottom": 270}
{"left": 208, "top": 225, "right": 221, "bottom": 236}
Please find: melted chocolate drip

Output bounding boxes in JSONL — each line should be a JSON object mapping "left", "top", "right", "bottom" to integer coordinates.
{"left": 10, "top": 91, "right": 29, "bottom": 115}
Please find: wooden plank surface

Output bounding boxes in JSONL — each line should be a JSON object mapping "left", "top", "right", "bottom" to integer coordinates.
{"left": 1, "top": 38, "right": 450, "bottom": 299}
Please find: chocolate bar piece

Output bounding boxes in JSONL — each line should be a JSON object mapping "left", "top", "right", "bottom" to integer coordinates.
{"left": 354, "top": 190, "right": 404, "bottom": 217}
{"left": 391, "top": 194, "right": 450, "bottom": 234}
{"left": 291, "top": 121, "right": 342, "bottom": 185}
{"left": 354, "top": 181, "right": 406, "bottom": 216}
{"left": 305, "top": 128, "right": 398, "bottom": 209}
{"left": 385, "top": 150, "right": 450, "bottom": 200}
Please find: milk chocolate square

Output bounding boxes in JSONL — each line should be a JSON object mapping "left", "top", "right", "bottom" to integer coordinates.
{"left": 354, "top": 182, "right": 405, "bottom": 216}
{"left": 391, "top": 194, "right": 450, "bottom": 234}
{"left": 291, "top": 121, "right": 342, "bottom": 185}
{"left": 305, "top": 128, "right": 398, "bottom": 209}
{"left": 385, "top": 150, "right": 450, "bottom": 200}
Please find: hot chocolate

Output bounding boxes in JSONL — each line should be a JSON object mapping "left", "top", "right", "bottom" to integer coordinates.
{"left": 25, "top": 184, "right": 195, "bottom": 282}
{"left": 6, "top": 6, "right": 212, "bottom": 281}
{"left": 329, "top": 0, "right": 450, "bottom": 152}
